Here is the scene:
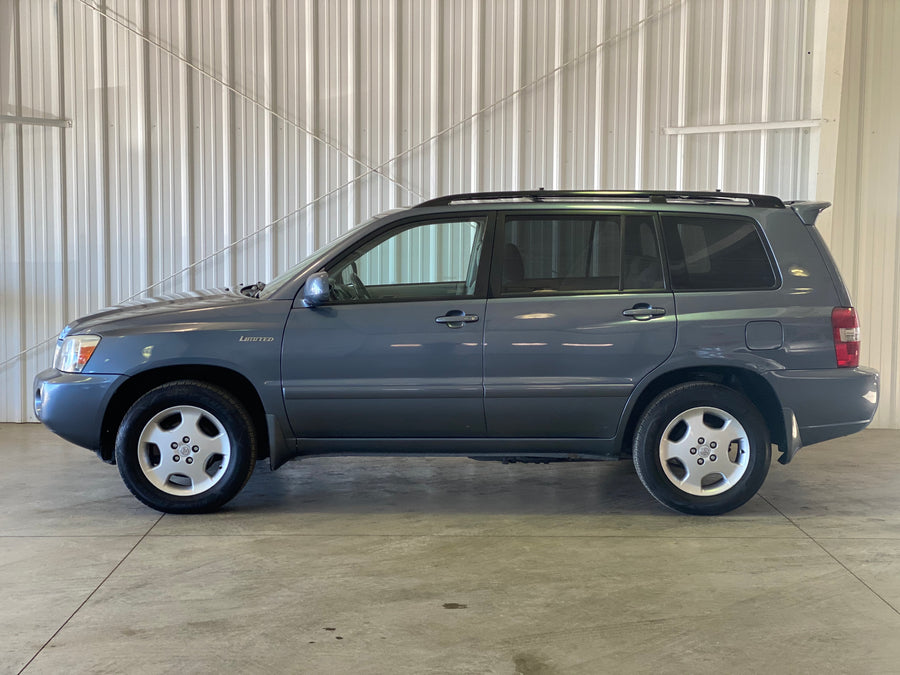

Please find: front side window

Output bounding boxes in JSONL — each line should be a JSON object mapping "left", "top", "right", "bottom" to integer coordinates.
{"left": 328, "top": 218, "right": 486, "bottom": 303}
{"left": 661, "top": 215, "right": 776, "bottom": 291}
{"left": 499, "top": 214, "right": 664, "bottom": 295}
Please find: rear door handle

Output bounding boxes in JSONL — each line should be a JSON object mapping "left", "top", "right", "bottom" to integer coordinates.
{"left": 435, "top": 311, "right": 479, "bottom": 328}
{"left": 622, "top": 304, "right": 667, "bottom": 321}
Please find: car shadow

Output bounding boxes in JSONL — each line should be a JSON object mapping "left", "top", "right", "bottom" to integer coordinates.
{"left": 224, "top": 456, "right": 670, "bottom": 517}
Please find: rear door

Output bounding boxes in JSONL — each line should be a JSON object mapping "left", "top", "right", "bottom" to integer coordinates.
{"left": 483, "top": 211, "right": 676, "bottom": 438}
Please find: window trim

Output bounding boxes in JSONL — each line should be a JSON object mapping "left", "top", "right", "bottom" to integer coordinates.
{"left": 488, "top": 210, "right": 668, "bottom": 299}
{"left": 321, "top": 212, "right": 495, "bottom": 306}
{"left": 660, "top": 212, "right": 782, "bottom": 292}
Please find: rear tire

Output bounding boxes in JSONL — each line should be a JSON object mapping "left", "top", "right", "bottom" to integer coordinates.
{"left": 632, "top": 382, "right": 770, "bottom": 515}
{"left": 115, "top": 381, "right": 257, "bottom": 514}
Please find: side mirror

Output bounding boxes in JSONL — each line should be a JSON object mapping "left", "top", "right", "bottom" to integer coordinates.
{"left": 301, "top": 271, "right": 330, "bottom": 307}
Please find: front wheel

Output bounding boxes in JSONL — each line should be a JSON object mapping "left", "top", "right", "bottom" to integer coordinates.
{"left": 632, "top": 383, "right": 771, "bottom": 515}
{"left": 115, "top": 381, "right": 257, "bottom": 513}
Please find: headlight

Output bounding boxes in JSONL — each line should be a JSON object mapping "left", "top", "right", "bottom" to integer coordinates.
{"left": 54, "top": 334, "right": 101, "bottom": 373}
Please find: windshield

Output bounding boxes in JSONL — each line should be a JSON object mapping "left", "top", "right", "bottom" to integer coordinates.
{"left": 257, "top": 210, "right": 406, "bottom": 299}
{"left": 257, "top": 232, "right": 353, "bottom": 299}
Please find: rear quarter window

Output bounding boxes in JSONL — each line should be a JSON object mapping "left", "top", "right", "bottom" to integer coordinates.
{"left": 661, "top": 215, "right": 777, "bottom": 291}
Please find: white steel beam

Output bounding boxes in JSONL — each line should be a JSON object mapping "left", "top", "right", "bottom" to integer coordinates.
{"left": 0, "top": 115, "right": 72, "bottom": 127}
{"left": 664, "top": 119, "right": 823, "bottom": 135}
{"left": 809, "top": 0, "right": 850, "bottom": 243}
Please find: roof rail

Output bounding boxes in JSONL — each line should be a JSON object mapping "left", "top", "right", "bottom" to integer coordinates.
{"left": 416, "top": 190, "right": 785, "bottom": 209}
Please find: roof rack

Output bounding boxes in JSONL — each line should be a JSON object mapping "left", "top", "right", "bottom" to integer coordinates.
{"left": 416, "top": 190, "right": 785, "bottom": 209}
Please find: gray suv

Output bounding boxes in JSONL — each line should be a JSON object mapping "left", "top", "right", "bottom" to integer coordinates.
{"left": 34, "top": 191, "right": 879, "bottom": 515}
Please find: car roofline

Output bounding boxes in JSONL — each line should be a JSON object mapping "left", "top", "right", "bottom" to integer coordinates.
{"left": 415, "top": 190, "right": 785, "bottom": 209}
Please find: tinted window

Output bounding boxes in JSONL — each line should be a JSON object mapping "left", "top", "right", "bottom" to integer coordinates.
{"left": 661, "top": 215, "right": 776, "bottom": 290}
{"left": 328, "top": 218, "right": 486, "bottom": 302}
{"left": 622, "top": 216, "right": 665, "bottom": 291}
{"left": 500, "top": 215, "right": 663, "bottom": 295}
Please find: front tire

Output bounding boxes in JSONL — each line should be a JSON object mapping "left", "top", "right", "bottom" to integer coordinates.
{"left": 115, "top": 381, "right": 257, "bottom": 514}
{"left": 632, "top": 382, "right": 771, "bottom": 515}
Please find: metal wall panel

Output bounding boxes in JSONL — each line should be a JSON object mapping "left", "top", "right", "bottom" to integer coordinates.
{"left": 1, "top": 0, "right": 830, "bottom": 422}
{"left": 831, "top": 0, "right": 900, "bottom": 428}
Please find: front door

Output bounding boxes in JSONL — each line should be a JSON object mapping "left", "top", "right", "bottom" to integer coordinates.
{"left": 282, "top": 216, "right": 490, "bottom": 439}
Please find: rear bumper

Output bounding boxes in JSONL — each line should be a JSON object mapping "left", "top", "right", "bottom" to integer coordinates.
{"left": 34, "top": 368, "right": 126, "bottom": 451}
{"left": 766, "top": 366, "right": 879, "bottom": 459}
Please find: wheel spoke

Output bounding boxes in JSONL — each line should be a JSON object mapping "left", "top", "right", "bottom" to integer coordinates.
{"left": 716, "top": 417, "right": 734, "bottom": 432}
{"left": 677, "top": 460, "right": 715, "bottom": 492}
{"left": 198, "top": 430, "right": 227, "bottom": 458}
{"left": 716, "top": 447, "right": 747, "bottom": 482}
{"left": 191, "top": 429, "right": 229, "bottom": 478}
{"left": 661, "top": 435, "right": 695, "bottom": 463}
{"left": 661, "top": 408, "right": 703, "bottom": 461}
{"left": 176, "top": 408, "right": 205, "bottom": 438}
{"left": 178, "top": 457, "right": 217, "bottom": 490}
{"left": 142, "top": 424, "right": 174, "bottom": 453}
{"left": 679, "top": 408, "right": 706, "bottom": 436}
{"left": 144, "top": 455, "right": 178, "bottom": 489}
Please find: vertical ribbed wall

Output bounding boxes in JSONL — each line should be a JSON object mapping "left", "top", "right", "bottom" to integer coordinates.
{"left": 831, "top": 0, "right": 900, "bottom": 428}
{"left": 1, "top": 0, "right": 829, "bottom": 422}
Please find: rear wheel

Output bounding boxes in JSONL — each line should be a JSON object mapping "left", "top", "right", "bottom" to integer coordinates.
{"left": 632, "top": 382, "right": 770, "bottom": 515}
{"left": 115, "top": 381, "right": 257, "bottom": 513}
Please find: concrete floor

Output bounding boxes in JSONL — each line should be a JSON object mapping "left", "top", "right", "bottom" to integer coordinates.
{"left": 2, "top": 425, "right": 900, "bottom": 674}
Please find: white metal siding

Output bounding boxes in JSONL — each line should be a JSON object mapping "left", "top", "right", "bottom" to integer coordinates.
{"left": 831, "top": 0, "right": 900, "bottom": 428}
{"left": 0, "top": 0, "right": 836, "bottom": 422}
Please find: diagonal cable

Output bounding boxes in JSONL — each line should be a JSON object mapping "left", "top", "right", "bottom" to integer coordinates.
{"left": 119, "top": 0, "right": 681, "bottom": 301}
{"left": 74, "top": 0, "right": 424, "bottom": 201}
{"left": 2, "top": 0, "right": 682, "bottom": 371}
{"left": 367, "top": 0, "right": 681, "bottom": 190}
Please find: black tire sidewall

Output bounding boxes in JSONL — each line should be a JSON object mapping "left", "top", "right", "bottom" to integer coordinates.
{"left": 633, "top": 383, "right": 771, "bottom": 515}
{"left": 115, "top": 381, "right": 256, "bottom": 514}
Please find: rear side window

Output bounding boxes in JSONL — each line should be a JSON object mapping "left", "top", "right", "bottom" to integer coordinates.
{"left": 661, "top": 215, "right": 776, "bottom": 290}
{"left": 499, "top": 214, "right": 664, "bottom": 295}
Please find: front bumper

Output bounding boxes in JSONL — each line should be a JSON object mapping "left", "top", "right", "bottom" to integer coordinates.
{"left": 34, "top": 368, "right": 127, "bottom": 451}
{"left": 766, "top": 366, "right": 879, "bottom": 458}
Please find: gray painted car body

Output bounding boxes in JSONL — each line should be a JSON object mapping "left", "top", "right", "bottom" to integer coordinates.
{"left": 35, "top": 198, "right": 880, "bottom": 472}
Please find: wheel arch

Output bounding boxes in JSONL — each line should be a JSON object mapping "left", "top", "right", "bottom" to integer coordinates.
{"left": 619, "top": 366, "right": 787, "bottom": 459}
{"left": 99, "top": 365, "right": 269, "bottom": 463}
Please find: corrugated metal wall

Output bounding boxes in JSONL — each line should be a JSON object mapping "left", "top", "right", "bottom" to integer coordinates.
{"left": 0, "top": 0, "right": 833, "bottom": 422}
{"left": 831, "top": 0, "right": 900, "bottom": 428}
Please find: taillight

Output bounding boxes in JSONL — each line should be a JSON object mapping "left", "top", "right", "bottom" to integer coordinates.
{"left": 832, "top": 307, "right": 860, "bottom": 368}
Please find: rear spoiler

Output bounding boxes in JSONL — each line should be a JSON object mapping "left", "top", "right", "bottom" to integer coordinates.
{"left": 785, "top": 200, "right": 831, "bottom": 225}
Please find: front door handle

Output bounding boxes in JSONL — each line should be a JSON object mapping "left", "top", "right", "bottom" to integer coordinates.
{"left": 622, "top": 304, "right": 667, "bottom": 321}
{"left": 435, "top": 310, "right": 479, "bottom": 328}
